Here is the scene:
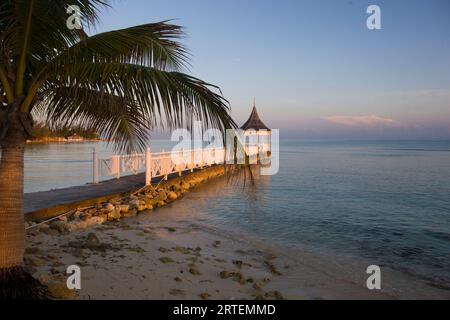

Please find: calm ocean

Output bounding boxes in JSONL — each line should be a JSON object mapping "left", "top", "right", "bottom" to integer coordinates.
{"left": 24, "top": 140, "right": 450, "bottom": 286}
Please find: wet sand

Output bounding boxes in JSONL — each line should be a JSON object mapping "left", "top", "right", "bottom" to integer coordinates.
{"left": 23, "top": 202, "right": 450, "bottom": 300}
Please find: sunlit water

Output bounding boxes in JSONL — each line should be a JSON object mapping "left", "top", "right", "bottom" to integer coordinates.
{"left": 24, "top": 140, "right": 450, "bottom": 286}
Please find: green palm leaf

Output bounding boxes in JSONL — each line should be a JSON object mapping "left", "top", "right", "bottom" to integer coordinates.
{"left": 1, "top": 0, "right": 235, "bottom": 151}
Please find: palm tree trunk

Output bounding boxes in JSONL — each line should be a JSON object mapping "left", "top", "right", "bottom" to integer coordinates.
{"left": 0, "top": 128, "right": 26, "bottom": 269}
{"left": 0, "top": 115, "right": 47, "bottom": 299}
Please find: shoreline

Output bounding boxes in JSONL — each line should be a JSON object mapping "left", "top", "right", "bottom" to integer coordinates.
{"left": 24, "top": 211, "right": 389, "bottom": 300}
{"left": 26, "top": 138, "right": 105, "bottom": 144}
{"left": 23, "top": 169, "right": 450, "bottom": 300}
{"left": 24, "top": 204, "right": 450, "bottom": 300}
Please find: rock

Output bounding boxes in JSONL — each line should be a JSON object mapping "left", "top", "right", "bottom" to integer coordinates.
{"left": 127, "top": 246, "right": 145, "bottom": 254}
{"left": 28, "top": 228, "right": 40, "bottom": 236}
{"left": 47, "top": 282, "right": 77, "bottom": 300}
{"left": 50, "top": 220, "right": 68, "bottom": 233}
{"left": 79, "top": 213, "right": 92, "bottom": 221}
{"left": 130, "top": 200, "right": 146, "bottom": 212}
{"left": 264, "top": 290, "right": 284, "bottom": 300}
{"left": 47, "top": 254, "right": 59, "bottom": 261}
{"left": 159, "top": 257, "right": 174, "bottom": 264}
{"left": 72, "top": 248, "right": 89, "bottom": 258}
{"left": 121, "top": 208, "right": 137, "bottom": 218}
{"left": 232, "top": 260, "right": 243, "bottom": 268}
{"left": 158, "top": 191, "right": 168, "bottom": 201}
{"left": 116, "top": 204, "right": 129, "bottom": 213}
{"left": 167, "top": 192, "right": 178, "bottom": 201}
{"left": 107, "top": 209, "right": 121, "bottom": 221}
{"left": 66, "top": 221, "right": 87, "bottom": 232}
{"left": 144, "top": 197, "right": 154, "bottom": 207}
{"left": 264, "top": 260, "right": 282, "bottom": 275}
{"left": 232, "top": 271, "right": 245, "bottom": 284}
{"left": 180, "top": 181, "right": 190, "bottom": 191}
{"left": 129, "top": 200, "right": 140, "bottom": 210}
{"left": 38, "top": 224, "right": 50, "bottom": 232}
{"left": 189, "top": 267, "right": 201, "bottom": 275}
{"left": 36, "top": 273, "right": 52, "bottom": 284}
{"left": 219, "top": 271, "right": 232, "bottom": 279}
{"left": 253, "top": 293, "right": 266, "bottom": 300}
{"left": 199, "top": 293, "right": 211, "bottom": 300}
{"left": 86, "top": 208, "right": 98, "bottom": 215}
{"left": 174, "top": 246, "right": 190, "bottom": 254}
{"left": 86, "top": 232, "right": 100, "bottom": 247}
{"left": 70, "top": 211, "right": 82, "bottom": 221}
{"left": 145, "top": 204, "right": 154, "bottom": 210}
{"left": 42, "top": 227, "right": 60, "bottom": 236}
{"left": 104, "top": 203, "right": 115, "bottom": 212}
{"left": 156, "top": 200, "right": 166, "bottom": 207}
{"left": 110, "top": 197, "right": 122, "bottom": 205}
{"left": 85, "top": 216, "right": 106, "bottom": 226}
{"left": 30, "top": 257, "right": 46, "bottom": 267}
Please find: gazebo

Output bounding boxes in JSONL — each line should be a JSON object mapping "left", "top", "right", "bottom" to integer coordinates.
{"left": 241, "top": 98, "right": 271, "bottom": 158}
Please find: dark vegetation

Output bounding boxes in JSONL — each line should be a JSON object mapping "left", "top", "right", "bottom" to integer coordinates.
{"left": 32, "top": 123, "right": 99, "bottom": 140}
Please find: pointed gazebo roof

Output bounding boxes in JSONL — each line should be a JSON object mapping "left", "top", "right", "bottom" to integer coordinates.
{"left": 241, "top": 98, "right": 270, "bottom": 131}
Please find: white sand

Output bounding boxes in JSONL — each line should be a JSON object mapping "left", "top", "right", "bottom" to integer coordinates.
{"left": 24, "top": 202, "right": 450, "bottom": 300}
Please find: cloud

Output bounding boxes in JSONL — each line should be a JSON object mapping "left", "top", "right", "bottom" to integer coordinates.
{"left": 323, "top": 115, "right": 403, "bottom": 127}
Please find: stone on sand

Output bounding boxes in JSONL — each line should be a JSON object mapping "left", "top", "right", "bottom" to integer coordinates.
{"left": 50, "top": 220, "right": 68, "bottom": 233}
{"left": 189, "top": 267, "right": 201, "bottom": 275}
{"left": 47, "top": 282, "right": 77, "bottom": 300}
{"left": 159, "top": 257, "right": 174, "bottom": 264}
{"left": 107, "top": 209, "right": 121, "bottom": 221}
{"left": 167, "top": 191, "right": 178, "bottom": 201}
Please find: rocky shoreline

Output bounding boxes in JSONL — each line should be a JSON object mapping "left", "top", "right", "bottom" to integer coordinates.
{"left": 26, "top": 166, "right": 227, "bottom": 235}
{"left": 24, "top": 166, "right": 233, "bottom": 299}
{"left": 22, "top": 164, "right": 450, "bottom": 300}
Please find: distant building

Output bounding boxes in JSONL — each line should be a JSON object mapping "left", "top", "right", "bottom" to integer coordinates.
{"left": 66, "top": 134, "right": 83, "bottom": 141}
{"left": 241, "top": 98, "right": 271, "bottom": 154}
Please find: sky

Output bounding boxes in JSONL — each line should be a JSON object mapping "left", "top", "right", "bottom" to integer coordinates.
{"left": 94, "top": 0, "right": 450, "bottom": 139}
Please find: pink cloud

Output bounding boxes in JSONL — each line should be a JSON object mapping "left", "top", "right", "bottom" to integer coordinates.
{"left": 323, "top": 115, "right": 403, "bottom": 127}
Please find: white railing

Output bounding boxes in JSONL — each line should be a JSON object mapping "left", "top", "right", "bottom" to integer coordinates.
{"left": 93, "top": 144, "right": 267, "bottom": 185}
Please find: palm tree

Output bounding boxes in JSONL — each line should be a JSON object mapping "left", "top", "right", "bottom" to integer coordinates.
{"left": 0, "top": 0, "right": 235, "bottom": 298}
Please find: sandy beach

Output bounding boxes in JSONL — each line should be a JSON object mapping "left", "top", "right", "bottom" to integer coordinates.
{"left": 23, "top": 194, "right": 450, "bottom": 300}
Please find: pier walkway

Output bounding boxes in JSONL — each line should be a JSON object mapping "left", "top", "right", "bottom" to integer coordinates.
{"left": 24, "top": 173, "right": 146, "bottom": 215}
{"left": 24, "top": 169, "right": 201, "bottom": 218}
{"left": 24, "top": 145, "right": 268, "bottom": 220}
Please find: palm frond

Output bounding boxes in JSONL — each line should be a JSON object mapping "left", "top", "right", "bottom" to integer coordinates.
{"left": 2, "top": 0, "right": 235, "bottom": 154}
{"left": 49, "top": 22, "right": 190, "bottom": 72}
{"left": 33, "top": 63, "right": 236, "bottom": 152}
